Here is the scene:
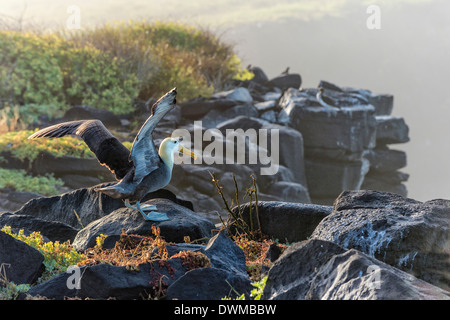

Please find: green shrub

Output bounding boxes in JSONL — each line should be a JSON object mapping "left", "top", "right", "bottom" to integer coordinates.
{"left": 60, "top": 45, "right": 139, "bottom": 114}
{"left": 0, "top": 21, "right": 250, "bottom": 117}
{"left": 0, "top": 168, "right": 64, "bottom": 196}
{"left": 0, "top": 31, "right": 139, "bottom": 115}
{"left": 0, "top": 32, "right": 65, "bottom": 106}
{"left": 68, "top": 20, "right": 250, "bottom": 101}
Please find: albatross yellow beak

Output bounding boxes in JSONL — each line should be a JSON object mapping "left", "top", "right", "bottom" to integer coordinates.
{"left": 179, "top": 145, "right": 197, "bottom": 160}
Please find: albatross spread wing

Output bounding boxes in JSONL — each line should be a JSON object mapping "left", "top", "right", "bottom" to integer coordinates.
{"left": 130, "top": 87, "right": 177, "bottom": 185}
{"left": 28, "top": 120, "right": 133, "bottom": 180}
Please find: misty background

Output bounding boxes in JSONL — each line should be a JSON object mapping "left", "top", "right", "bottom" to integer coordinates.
{"left": 1, "top": 0, "right": 449, "bottom": 201}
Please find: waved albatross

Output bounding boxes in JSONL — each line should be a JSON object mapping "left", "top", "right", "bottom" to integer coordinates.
{"left": 28, "top": 88, "right": 196, "bottom": 221}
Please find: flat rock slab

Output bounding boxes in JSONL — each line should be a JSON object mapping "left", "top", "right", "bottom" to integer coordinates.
{"left": 279, "top": 88, "right": 377, "bottom": 153}
{"left": 375, "top": 115, "right": 410, "bottom": 144}
{"left": 231, "top": 201, "right": 332, "bottom": 243}
{"left": 0, "top": 188, "right": 44, "bottom": 213}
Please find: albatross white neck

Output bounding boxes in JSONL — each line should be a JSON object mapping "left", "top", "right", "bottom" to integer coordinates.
{"left": 159, "top": 138, "right": 175, "bottom": 169}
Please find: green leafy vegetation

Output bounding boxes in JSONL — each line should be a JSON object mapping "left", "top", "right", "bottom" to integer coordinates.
{"left": 0, "top": 168, "right": 64, "bottom": 196}
{"left": 0, "top": 21, "right": 251, "bottom": 118}
{"left": 0, "top": 31, "right": 139, "bottom": 115}
{"left": 69, "top": 21, "right": 251, "bottom": 101}
{"left": 222, "top": 276, "right": 268, "bottom": 300}
{"left": 0, "top": 267, "right": 30, "bottom": 300}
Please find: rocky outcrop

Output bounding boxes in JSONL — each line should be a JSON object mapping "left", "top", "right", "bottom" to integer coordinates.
{"left": 1, "top": 187, "right": 448, "bottom": 300}
{"left": 263, "top": 239, "right": 449, "bottom": 300}
{"left": 1, "top": 66, "right": 410, "bottom": 217}
{"left": 1, "top": 66, "right": 428, "bottom": 300}
{"left": 311, "top": 190, "right": 450, "bottom": 291}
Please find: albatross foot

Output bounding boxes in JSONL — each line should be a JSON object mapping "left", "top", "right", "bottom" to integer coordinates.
{"left": 136, "top": 201, "right": 170, "bottom": 221}
{"left": 139, "top": 204, "right": 158, "bottom": 211}
{"left": 141, "top": 211, "right": 170, "bottom": 221}
{"left": 124, "top": 199, "right": 170, "bottom": 221}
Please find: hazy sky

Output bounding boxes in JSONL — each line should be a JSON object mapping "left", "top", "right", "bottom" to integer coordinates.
{"left": 1, "top": 0, "right": 449, "bottom": 201}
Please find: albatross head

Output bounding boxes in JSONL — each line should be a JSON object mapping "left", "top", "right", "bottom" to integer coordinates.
{"left": 159, "top": 137, "right": 197, "bottom": 167}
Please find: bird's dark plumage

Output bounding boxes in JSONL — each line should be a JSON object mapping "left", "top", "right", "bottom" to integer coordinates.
{"left": 28, "top": 119, "right": 133, "bottom": 179}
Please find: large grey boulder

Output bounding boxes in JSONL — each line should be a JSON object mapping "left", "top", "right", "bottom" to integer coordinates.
{"left": 311, "top": 190, "right": 450, "bottom": 290}
{"left": 306, "top": 248, "right": 449, "bottom": 300}
{"left": 263, "top": 239, "right": 450, "bottom": 300}
{"left": 267, "top": 73, "right": 302, "bottom": 90}
{"left": 0, "top": 232, "right": 45, "bottom": 286}
{"left": 77, "top": 259, "right": 187, "bottom": 299}
{"left": 263, "top": 239, "right": 346, "bottom": 300}
{"left": 0, "top": 212, "right": 78, "bottom": 243}
{"left": 166, "top": 267, "right": 252, "bottom": 300}
{"left": 14, "top": 184, "right": 123, "bottom": 229}
{"left": 72, "top": 198, "right": 214, "bottom": 252}
{"left": 231, "top": 201, "right": 332, "bottom": 243}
